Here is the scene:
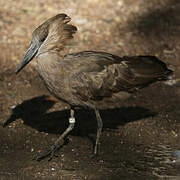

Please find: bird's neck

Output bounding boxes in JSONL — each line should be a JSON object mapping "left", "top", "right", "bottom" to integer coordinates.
{"left": 37, "top": 51, "right": 63, "bottom": 62}
{"left": 37, "top": 51, "right": 63, "bottom": 73}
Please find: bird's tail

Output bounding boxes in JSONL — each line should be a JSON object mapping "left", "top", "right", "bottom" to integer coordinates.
{"left": 161, "top": 66, "right": 180, "bottom": 87}
{"left": 164, "top": 78, "right": 180, "bottom": 87}
{"left": 159, "top": 68, "right": 173, "bottom": 80}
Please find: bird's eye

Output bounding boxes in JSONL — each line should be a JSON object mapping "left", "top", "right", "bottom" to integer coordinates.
{"left": 40, "top": 36, "right": 46, "bottom": 42}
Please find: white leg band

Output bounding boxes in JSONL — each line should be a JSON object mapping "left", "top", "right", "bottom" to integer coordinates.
{"left": 69, "top": 117, "right": 75, "bottom": 124}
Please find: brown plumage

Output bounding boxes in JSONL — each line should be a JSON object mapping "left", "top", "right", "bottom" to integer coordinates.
{"left": 16, "top": 14, "right": 173, "bottom": 160}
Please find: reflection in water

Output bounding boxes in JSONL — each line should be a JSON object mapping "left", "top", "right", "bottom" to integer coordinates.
{"left": 173, "top": 150, "right": 180, "bottom": 164}
{"left": 133, "top": 144, "right": 180, "bottom": 179}
{"left": 95, "top": 143, "right": 180, "bottom": 179}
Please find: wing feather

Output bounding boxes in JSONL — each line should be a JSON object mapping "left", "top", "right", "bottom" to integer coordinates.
{"left": 70, "top": 53, "right": 172, "bottom": 102}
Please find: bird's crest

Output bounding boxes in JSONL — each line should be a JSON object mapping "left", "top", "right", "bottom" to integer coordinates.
{"left": 34, "top": 14, "right": 77, "bottom": 54}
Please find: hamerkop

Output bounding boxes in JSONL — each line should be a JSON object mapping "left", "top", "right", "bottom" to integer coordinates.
{"left": 16, "top": 14, "right": 173, "bottom": 160}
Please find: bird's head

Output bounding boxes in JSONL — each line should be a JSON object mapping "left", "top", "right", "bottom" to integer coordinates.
{"left": 16, "top": 14, "right": 77, "bottom": 74}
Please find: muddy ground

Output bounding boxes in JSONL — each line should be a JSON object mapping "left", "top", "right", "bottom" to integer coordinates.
{"left": 0, "top": 0, "right": 180, "bottom": 179}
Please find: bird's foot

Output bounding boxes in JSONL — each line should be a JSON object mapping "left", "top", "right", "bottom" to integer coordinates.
{"left": 33, "top": 138, "right": 66, "bottom": 161}
{"left": 33, "top": 144, "right": 59, "bottom": 161}
{"left": 91, "top": 153, "right": 98, "bottom": 159}
{"left": 90, "top": 147, "right": 99, "bottom": 159}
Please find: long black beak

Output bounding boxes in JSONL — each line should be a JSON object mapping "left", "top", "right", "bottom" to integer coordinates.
{"left": 15, "top": 43, "right": 39, "bottom": 74}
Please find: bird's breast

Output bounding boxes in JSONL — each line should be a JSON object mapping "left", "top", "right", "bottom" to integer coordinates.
{"left": 37, "top": 57, "right": 80, "bottom": 106}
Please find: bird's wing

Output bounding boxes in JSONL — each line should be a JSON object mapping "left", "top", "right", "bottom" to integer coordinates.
{"left": 70, "top": 53, "right": 172, "bottom": 102}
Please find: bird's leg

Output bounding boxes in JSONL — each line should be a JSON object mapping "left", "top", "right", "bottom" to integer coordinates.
{"left": 94, "top": 108, "right": 103, "bottom": 155}
{"left": 48, "top": 108, "right": 75, "bottom": 158}
{"left": 34, "top": 109, "right": 75, "bottom": 161}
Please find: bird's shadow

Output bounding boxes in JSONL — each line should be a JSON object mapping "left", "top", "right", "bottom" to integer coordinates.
{"left": 4, "top": 95, "right": 156, "bottom": 137}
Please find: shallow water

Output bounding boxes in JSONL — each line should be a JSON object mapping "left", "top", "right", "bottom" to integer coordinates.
{"left": 118, "top": 144, "right": 180, "bottom": 179}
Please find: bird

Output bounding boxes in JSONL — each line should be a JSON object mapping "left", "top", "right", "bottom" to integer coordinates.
{"left": 15, "top": 14, "right": 173, "bottom": 160}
